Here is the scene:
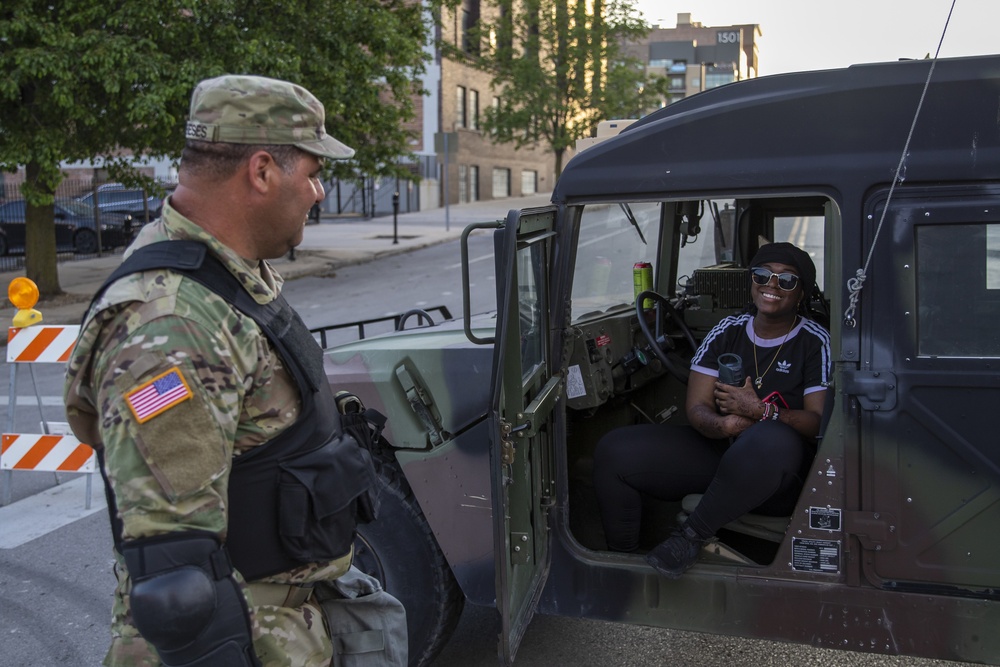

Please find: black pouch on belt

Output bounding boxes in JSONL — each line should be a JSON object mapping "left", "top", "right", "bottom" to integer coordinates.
{"left": 277, "top": 428, "right": 379, "bottom": 564}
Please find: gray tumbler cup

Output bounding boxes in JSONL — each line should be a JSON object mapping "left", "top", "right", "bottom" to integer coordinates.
{"left": 717, "top": 353, "right": 744, "bottom": 386}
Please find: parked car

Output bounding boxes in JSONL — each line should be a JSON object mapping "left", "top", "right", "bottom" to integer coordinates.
{"left": 75, "top": 183, "right": 166, "bottom": 222}
{"left": 0, "top": 198, "right": 133, "bottom": 256}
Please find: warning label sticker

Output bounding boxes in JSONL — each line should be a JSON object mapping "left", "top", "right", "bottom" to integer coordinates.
{"left": 566, "top": 365, "right": 586, "bottom": 399}
{"left": 792, "top": 538, "right": 841, "bottom": 574}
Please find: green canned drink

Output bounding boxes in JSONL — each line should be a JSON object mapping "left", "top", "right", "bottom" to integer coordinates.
{"left": 633, "top": 261, "right": 653, "bottom": 309}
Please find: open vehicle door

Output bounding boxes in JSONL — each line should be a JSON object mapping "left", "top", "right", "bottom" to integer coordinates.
{"left": 488, "top": 207, "right": 561, "bottom": 665}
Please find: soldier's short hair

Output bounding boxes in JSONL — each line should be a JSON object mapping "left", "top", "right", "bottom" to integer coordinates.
{"left": 180, "top": 141, "right": 304, "bottom": 179}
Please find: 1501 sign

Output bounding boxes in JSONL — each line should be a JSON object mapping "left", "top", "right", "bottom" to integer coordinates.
{"left": 717, "top": 30, "right": 739, "bottom": 44}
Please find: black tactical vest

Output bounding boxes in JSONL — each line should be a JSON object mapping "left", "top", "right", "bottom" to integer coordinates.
{"left": 92, "top": 240, "right": 379, "bottom": 580}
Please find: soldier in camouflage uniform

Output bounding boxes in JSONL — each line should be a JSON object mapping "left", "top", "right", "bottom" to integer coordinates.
{"left": 64, "top": 75, "right": 357, "bottom": 667}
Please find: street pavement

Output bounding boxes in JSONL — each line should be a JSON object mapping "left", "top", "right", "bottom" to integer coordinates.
{"left": 0, "top": 193, "right": 554, "bottom": 327}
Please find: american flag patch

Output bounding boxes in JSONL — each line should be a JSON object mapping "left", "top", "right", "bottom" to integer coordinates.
{"left": 125, "top": 369, "right": 193, "bottom": 424}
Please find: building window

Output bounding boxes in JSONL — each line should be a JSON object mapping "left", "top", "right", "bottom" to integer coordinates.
{"left": 497, "top": 0, "right": 513, "bottom": 53}
{"left": 461, "top": 0, "right": 481, "bottom": 55}
{"left": 456, "top": 86, "right": 467, "bottom": 128}
{"left": 705, "top": 73, "right": 724, "bottom": 88}
{"left": 706, "top": 71, "right": 736, "bottom": 89}
{"left": 470, "top": 90, "right": 480, "bottom": 130}
{"left": 521, "top": 170, "right": 537, "bottom": 195}
{"left": 458, "top": 164, "right": 469, "bottom": 203}
{"left": 470, "top": 166, "right": 480, "bottom": 201}
{"left": 492, "top": 167, "right": 511, "bottom": 198}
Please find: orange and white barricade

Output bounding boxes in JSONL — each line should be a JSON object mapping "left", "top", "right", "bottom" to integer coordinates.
{"left": 6, "top": 324, "right": 78, "bottom": 364}
{"left": 1, "top": 431, "right": 94, "bottom": 473}
{"left": 3, "top": 278, "right": 94, "bottom": 508}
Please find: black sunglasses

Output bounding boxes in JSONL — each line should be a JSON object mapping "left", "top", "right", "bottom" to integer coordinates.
{"left": 750, "top": 267, "right": 800, "bottom": 291}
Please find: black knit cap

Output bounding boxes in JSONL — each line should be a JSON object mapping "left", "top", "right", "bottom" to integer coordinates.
{"left": 749, "top": 242, "right": 816, "bottom": 293}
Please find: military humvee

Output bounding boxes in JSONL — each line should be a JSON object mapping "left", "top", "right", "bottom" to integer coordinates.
{"left": 322, "top": 54, "right": 1000, "bottom": 666}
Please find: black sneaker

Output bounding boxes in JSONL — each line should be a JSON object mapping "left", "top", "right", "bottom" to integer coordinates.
{"left": 645, "top": 525, "right": 704, "bottom": 579}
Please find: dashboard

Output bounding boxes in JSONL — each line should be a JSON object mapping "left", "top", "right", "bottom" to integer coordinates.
{"left": 563, "top": 305, "right": 673, "bottom": 411}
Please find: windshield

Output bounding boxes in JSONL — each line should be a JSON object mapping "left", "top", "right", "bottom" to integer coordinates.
{"left": 570, "top": 202, "right": 660, "bottom": 321}
{"left": 570, "top": 199, "right": 827, "bottom": 324}
{"left": 56, "top": 200, "right": 94, "bottom": 217}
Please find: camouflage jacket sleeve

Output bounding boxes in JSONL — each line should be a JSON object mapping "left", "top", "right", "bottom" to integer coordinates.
{"left": 69, "top": 271, "right": 299, "bottom": 541}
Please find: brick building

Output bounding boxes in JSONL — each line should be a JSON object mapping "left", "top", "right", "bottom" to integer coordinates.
{"left": 415, "top": 0, "right": 558, "bottom": 208}
{"left": 622, "top": 12, "right": 761, "bottom": 110}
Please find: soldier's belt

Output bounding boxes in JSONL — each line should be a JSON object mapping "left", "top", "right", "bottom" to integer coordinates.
{"left": 248, "top": 582, "right": 315, "bottom": 608}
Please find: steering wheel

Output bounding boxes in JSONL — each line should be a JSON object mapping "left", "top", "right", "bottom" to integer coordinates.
{"left": 634, "top": 290, "right": 698, "bottom": 383}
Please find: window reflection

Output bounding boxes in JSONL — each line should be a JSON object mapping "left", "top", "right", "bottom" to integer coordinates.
{"left": 518, "top": 241, "right": 545, "bottom": 378}
{"left": 918, "top": 223, "right": 1000, "bottom": 357}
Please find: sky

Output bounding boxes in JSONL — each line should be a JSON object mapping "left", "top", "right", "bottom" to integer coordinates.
{"left": 632, "top": 0, "right": 1000, "bottom": 76}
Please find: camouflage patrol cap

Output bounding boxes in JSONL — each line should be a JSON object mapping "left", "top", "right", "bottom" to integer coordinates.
{"left": 185, "top": 74, "right": 355, "bottom": 160}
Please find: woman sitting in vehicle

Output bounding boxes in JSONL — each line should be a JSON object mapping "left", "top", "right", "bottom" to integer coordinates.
{"left": 593, "top": 241, "right": 831, "bottom": 578}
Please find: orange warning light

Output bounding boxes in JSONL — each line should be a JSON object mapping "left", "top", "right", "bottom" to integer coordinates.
{"left": 8, "top": 277, "right": 42, "bottom": 328}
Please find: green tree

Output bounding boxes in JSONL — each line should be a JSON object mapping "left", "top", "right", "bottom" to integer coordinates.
{"left": 0, "top": 0, "right": 431, "bottom": 297}
{"left": 466, "top": 0, "right": 666, "bottom": 178}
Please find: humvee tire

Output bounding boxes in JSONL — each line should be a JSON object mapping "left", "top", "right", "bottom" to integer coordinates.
{"left": 353, "top": 465, "right": 465, "bottom": 667}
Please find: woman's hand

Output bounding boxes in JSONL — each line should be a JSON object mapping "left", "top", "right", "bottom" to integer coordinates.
{"left": 718, "top": 413, "right": 755, "bottom": 438}
{"left": 714, "top": 377, "right": 761, "bottom": 420}
{"left": 686, "top": 372, "right": 756, "bottom": 439}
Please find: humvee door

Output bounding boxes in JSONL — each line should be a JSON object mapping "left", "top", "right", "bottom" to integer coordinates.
{"left": 488, "top": 207, "right": 559, "bottom": 665}
{"left": 858, "top": 185, "right": 1000, "bottom": 593}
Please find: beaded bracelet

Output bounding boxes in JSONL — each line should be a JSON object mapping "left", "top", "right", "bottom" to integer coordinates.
{"left": 760, "top": 403, "right": 780, "bottom": 422}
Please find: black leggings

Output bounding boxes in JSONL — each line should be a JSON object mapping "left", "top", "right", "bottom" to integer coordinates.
{"left": 593, "top": 420, "right": 813, "bottom": 552}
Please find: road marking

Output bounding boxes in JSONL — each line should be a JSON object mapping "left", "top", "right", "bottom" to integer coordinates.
{"left": 446, "top": 252, "right": 493, "bottom": 270}
{"left": 0, "top": 476, "right": 106, "bottom": 549}
{"left": 0, "top": 395, "right": 65, "bottom": 407}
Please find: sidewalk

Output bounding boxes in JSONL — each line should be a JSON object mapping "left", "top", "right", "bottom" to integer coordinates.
{"left": 1, "top": 193, "right": 553, "bottom": 327}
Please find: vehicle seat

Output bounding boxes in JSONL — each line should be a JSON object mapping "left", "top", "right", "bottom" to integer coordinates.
{"left": 677, "top": 384, "right": 834, "bottom": 545}
{"left": 679, "top": 494, "right": 789, "bottom": 543}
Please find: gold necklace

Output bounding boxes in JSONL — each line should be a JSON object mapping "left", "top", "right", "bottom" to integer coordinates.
{"left": 753, "top": 317, "right": 796, "bottom": 389}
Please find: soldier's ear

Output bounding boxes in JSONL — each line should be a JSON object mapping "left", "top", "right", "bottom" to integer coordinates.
{"left": 246, "top": 150, "right": 279, "bottom": 194}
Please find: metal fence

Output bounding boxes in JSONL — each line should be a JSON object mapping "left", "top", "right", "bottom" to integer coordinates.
{"left": 325, "top": 173, "right": 422, "bottom": 219}
{"left": 0, "top": 179, "right": 175, "bottom": 273}
{"left": 0, "top": 164, "right": 426, "bottom": 273}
